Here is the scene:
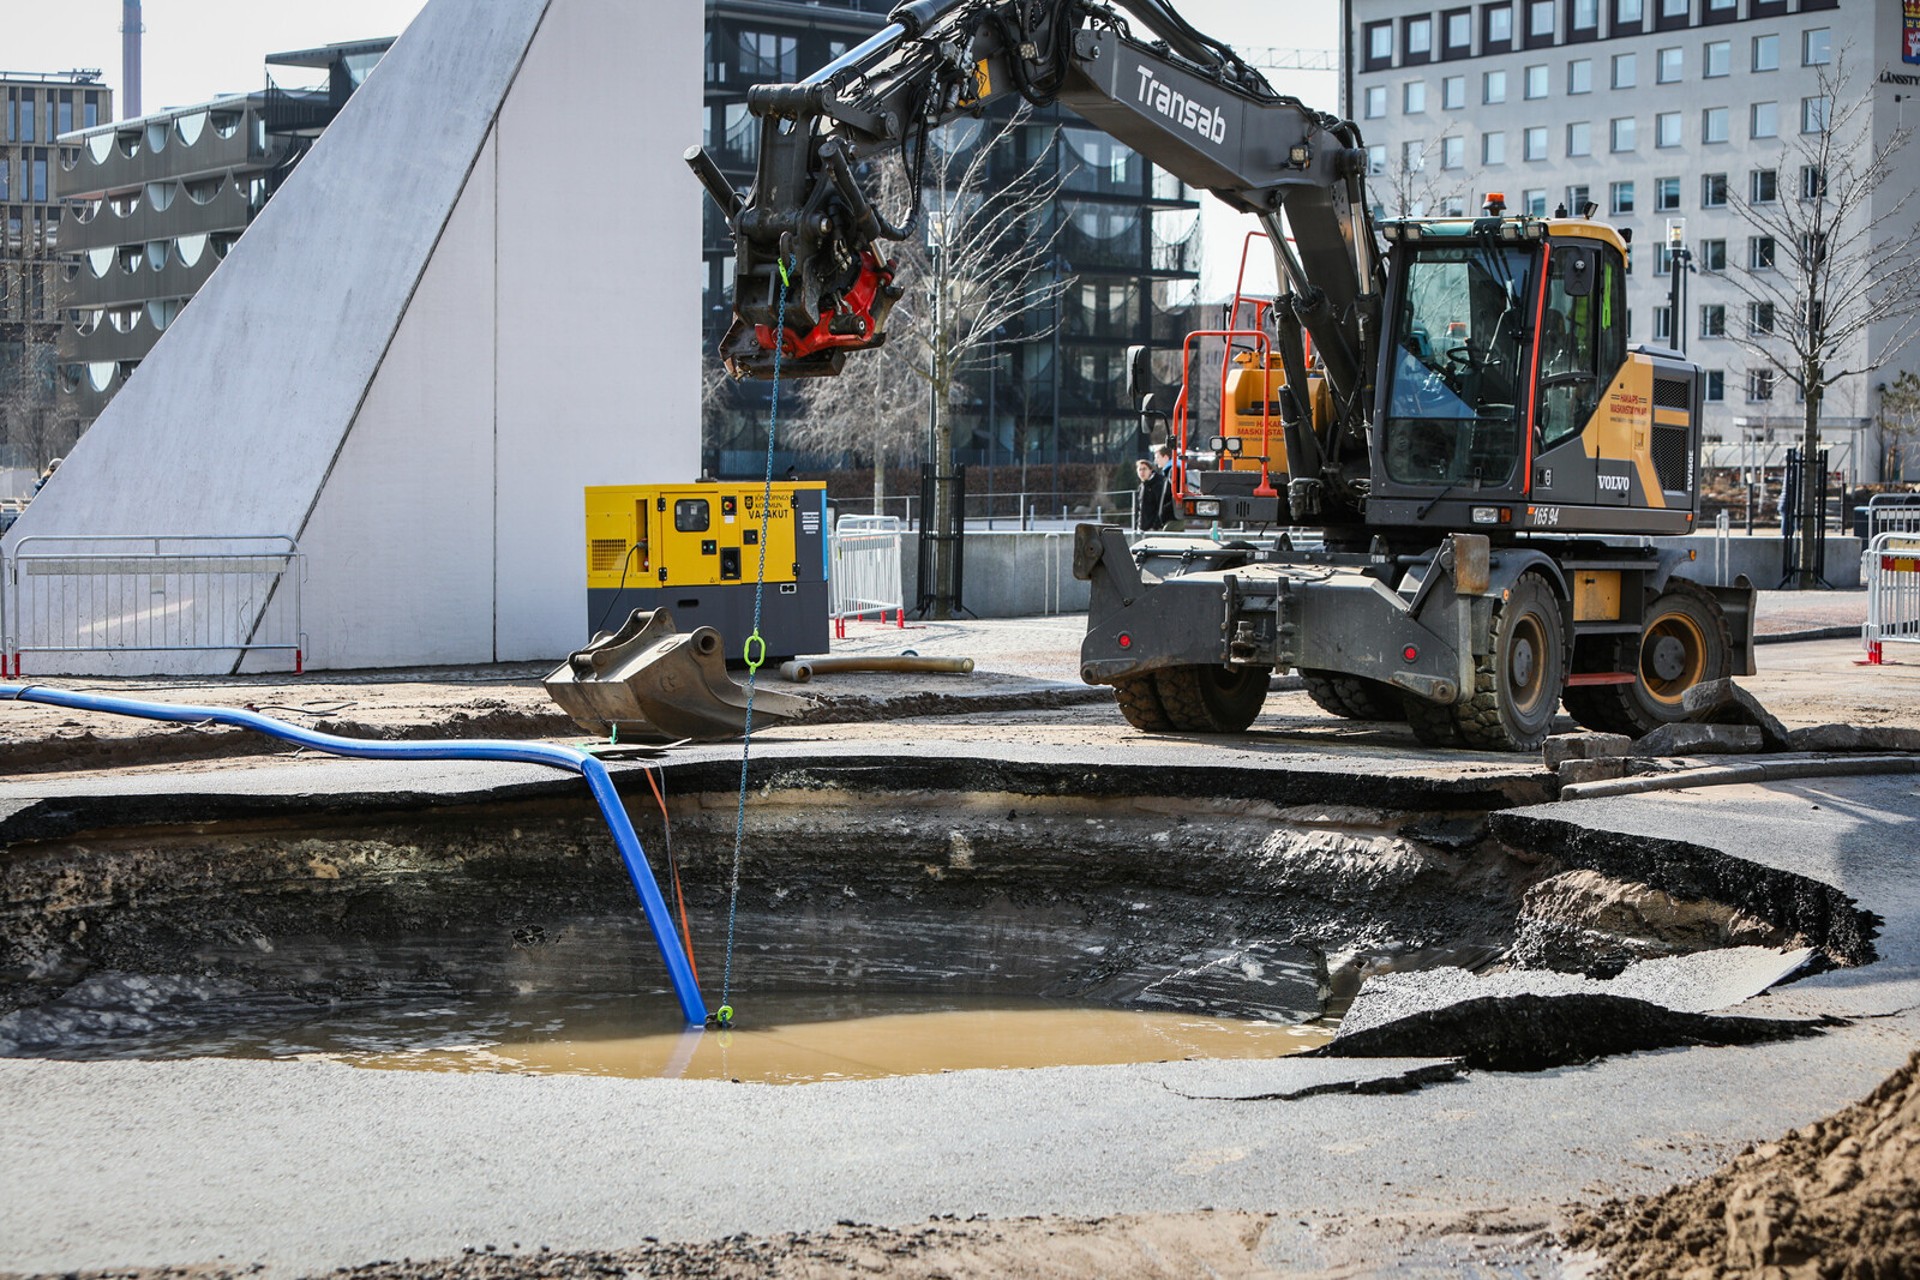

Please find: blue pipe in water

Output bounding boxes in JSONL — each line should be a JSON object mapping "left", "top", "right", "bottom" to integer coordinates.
{"left": 0, "top": 683, "right": 708, "bottom": 1026}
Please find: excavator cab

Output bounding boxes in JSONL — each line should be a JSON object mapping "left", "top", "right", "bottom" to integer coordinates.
{"left": 1367, "top": 211, "right": 1656, "bottom": 536}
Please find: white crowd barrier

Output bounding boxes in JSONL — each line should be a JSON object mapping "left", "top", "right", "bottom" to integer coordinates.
{"left": 828, "top": 515, "right": 905, "bottom": 638}
{"left": 1863, "top": 532, "right": 1920, "bottom": 665}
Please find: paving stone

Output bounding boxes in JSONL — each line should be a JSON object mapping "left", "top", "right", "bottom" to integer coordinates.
{"left": 1557, "top": 757, "right": 1630, "bottom": 786}
{"left": 1787, "top": 724, "right": 1920, "bottom": 754}
{"left": 1544, "top": 734, "right": 1633, "bottom": 770}
{"left": 1683, "top": 679, "right": 1793, "bottom": 751}
{"left": 1631, "top": 722, "right": 1765, "bottom": 757}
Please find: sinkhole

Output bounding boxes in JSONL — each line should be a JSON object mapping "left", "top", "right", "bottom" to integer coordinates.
{"left": 0, "top": 763, "right": 1849, "bottom": 1082}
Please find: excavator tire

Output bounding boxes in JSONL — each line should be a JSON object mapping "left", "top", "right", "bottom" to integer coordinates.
{"left": 1403, "top": 694, "right": 1460, "bottom": 746}
{"left": 1454, "top": 572, "right": 1568, "bottom": 752}
{"left": 1562, "top": 580, "right": 1732, "bottom": 738}
{"left": 1153, "top": 664, "right": 1271, "bottom": 733}
{"left": 1113, "top": 674, "right": 1175, "bottom": 732}
{"left": 1301, "top": 669, "right": 1409, "bottom": 722}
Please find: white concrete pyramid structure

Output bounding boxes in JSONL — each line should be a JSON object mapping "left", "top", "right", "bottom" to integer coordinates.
{"left": 2, "top": 0, "right": 701, "bottom": 671}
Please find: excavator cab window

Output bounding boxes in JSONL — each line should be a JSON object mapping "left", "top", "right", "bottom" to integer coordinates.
{"left": 1381, "top": 240, "right": 1534, "bottom": 489}
{"left": 1536, "top": 241, "right": 1628, "bottom": 451}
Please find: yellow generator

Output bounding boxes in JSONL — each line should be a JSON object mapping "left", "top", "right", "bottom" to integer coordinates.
{"left": 582, "top": 482, "right": 830, "bottom": 662}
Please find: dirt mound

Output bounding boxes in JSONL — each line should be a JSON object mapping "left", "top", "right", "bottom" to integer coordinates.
{"left": 1564, "top": 1049, "right": 1920, "bottom": 1277}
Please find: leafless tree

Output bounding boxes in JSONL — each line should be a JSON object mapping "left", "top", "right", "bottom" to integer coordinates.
{"left": 791, "top": 105, "right": 1072, "bottom": 614}
{"left": 1718, "top": 53, "right": 1920, "bottom": 582}
{"left": 0, "top": 265, "right": 79, "bottom": 475}
{"left": 1371, "top": 133, "right": 1473, "bottom": 220}
{"left": 1877, "top": 370, "right": 1920, "bottom": 484}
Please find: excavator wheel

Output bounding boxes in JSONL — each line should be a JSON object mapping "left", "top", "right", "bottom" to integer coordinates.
{"left": 1113, "top": 674, "right": 1175, "bottom": 732}
{"left": 1403, "top": 694, "right": 1460, "bottom": 746}
{"left": 1453, "top": 572, "right": 1568, "bottom": 752}
{"left": 1153, "top": 664, "right": 1271, "bottom": 733}
{"left": 1562, "top": 580, "right": 1732, "bottom": 738}
{"left": 1301, "top": 669, "right": 1409, "bottom": 722}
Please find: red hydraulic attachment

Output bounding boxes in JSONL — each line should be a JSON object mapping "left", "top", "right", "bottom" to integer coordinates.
{"left": 745, "top": 251, "right": 896, "bottom": 368}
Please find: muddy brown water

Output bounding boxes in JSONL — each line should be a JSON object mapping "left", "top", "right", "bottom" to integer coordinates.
{"left": 34, "top": 991, "right": 1334, "bottom": 1084}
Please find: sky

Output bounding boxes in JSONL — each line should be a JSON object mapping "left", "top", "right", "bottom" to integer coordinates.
{"left": 5, "top": 0, "right": 429, "bottom": 113}
{"left": 5, "top": 0, "right": 1337, "bottom": 296}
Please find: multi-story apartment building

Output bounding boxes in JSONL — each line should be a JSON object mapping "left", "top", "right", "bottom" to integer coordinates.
{"left": 1, "top": 72, "right": 113, "bottom": 471}
{"left": 1345, "top": 0, "right": 1917, "bottom": 478}
{"left": 701, "top": 0, "right": 1200, "bottom": 490}
{"left": 54, "top": 39, "right": 391, "bottom": 430}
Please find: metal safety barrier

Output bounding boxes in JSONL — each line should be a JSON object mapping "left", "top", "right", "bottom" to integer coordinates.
{"left": 828, "top": 515, "right": 905, "bottom": 638}
{"left": 1863, "top": 532, "right": 1920, "bottom": 664}
{"left": 1866, "top": 494, "right": 1920, "bottom": 542}
{"left": 4, "top": 534, "right": 305, "bottom": 676}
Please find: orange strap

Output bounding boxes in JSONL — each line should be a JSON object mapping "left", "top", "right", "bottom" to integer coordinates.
{"left": 642, "top": 766, "right": 699, "bottom": 984}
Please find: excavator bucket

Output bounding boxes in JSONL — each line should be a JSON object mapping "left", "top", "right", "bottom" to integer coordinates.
{"left": 543, "top": 609, "right": 810, "bottom": 742}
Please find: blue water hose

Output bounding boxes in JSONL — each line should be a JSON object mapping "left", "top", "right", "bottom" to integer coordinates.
{"left": 0, "top": 683, "right": 708, "bottom": 1026}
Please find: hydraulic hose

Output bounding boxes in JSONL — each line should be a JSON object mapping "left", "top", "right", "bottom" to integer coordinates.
{"left": 0, "top": 683, "right": 707, "bottom": 1027}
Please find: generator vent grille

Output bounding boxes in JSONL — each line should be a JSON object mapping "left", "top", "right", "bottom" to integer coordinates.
{"left": 1653, "top": 377, "right": 1692, "bottom": 411}
{"left": 1652, "top": 425, "right": 1691, "bottom": 493}
{"left": 590, "top": 539, "right": 630, "bottom": 575}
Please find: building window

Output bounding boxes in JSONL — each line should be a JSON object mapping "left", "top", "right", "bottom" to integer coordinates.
{"left": 1801, "top": 164, "right": 1827, "bottom": 199}
{"left": 1367, "top": 143, "right": 1388, "bottom": 174}
{"left": 1614, "top": 0, "right": 1643, "bottom": 25}
{"left": 1407, "top": 16, "right": 1434, "bottom": 56}
{"left": 1567, "top": 182, "right": 1591, "bottom": 214}
{"left": 1700, "top": 238, "right": 1726, "bottom": 271}
{"left": 1526, "top": 64, "right": 1550, "bottom": 97}
{"left": 1704, "top": 40, "right": 1729, "bottom": 76}
{"left": 1703, "top": 106, "right": 1729, "bottom": 143}
{"left": 736, "top": 31, "right": 797, "bottom": 81}
{"left": 1705, "top": 370, "right": 1725, "bottom": 401}
{"left": 1567, "top": 120, "right": 1592, "bottom": 155}
{"left": 1443, "top": 135, "right": 1466, "bottom": 167}
{"left": 1802, "top": 95, "right": 1831, "bottom": 133}
{"left": 1751, "top": 101, "right": 1779, "bottom": 138}
{"left": 1701, "top": 304, "right": 1726, "bottom": 338}
{"left": 1569, "top": 58, "right": 1592, "bottom": 92}
{"left": 1802, "top": 27, "right": 1830, "bottom": 65}
{"left": 1611, "top": 117, "right": 1636, "bottom": 151}
{"left": 1484, "top": 131, "right": 1507, "bottom": 164}
{"left": 1366, "top": 85, "right": 1388, "bottom": 118}
{"left": 1525, "top": 187, "right": 1548, "bottom": 213}
{"left": 1753, "top": 33, "right": 1780, "bottom": 71}
{"left": 1403, "top": 139, "right": 1427, "bottom": 172}
{"left": 1446, "top": 9, "right": 1475, "bottom": 52}
{"left": 0, "top": 161, "right": 8, "bottom": 200}
{"left": 1747, "top": 368, "right": 1774, "bottom": 401}
{"left": 1653, "top": 306, "right": 1672, "bottom": 340}
{"left": 1526, "top": 125, "right": 1549, "bottom": 159}
{"left": 1749, "top": 236, "right": 1776, "bottom": 270}
{"left": 1655, "top": 176, "right": 1680, "bottom": 210}
{"left": 1612, "top": 52, "right": 1637, "bottom": 87}
{"left": 1656, "top": 112, "right": 1681, "bottom": 146}
{"left": 1367, "top": 21, "right": 1395, "bottom": 64}
{"left": 30, "top": 152, "right": 47, "bottom": 202}
{"left": 1657, "top": 47, "right": 1682, "bottom": 82}
{"left": 84, "top": 92, "right": 98, "bottom": 128}
{"left": 1701, "top": 173, "right": 1727, "bottom": 207}
{"left": 1484, "top": 69, "right": 1508, "bottom": 103}
{"left": 1529, "top": 0, "right": 1556, "bottom": 38}
{"left": 1655, "top": 244, "right": 1676, "bottom": 276}
{"left": 1707, "top": 0, "right": 1735, "bottom": 14}
{"left": 19, "top": 91, "right": 34, "bottom": 142}
{"left": 1405, "top": 81, "right": 1428, "bottom": 113}
{"left": 1660, "top": 0, "right": 1687, "bottom": 16}
{"left": 1443, "top": 75, "right": 1466, "bottom": 108}
{"left": 1751, "top": 168, "right": 1777, "bottom": 202}
{"left": 1484, "top": 3, "right": 1514, "bottom": 47}
{"left": 1611, "top": 179, "right": 1635, "bottom": 214}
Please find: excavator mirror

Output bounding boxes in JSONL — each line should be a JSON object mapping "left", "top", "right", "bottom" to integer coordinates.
{"left": 1126, "top": 344, "right": 1152, "bottom": 404}
{"left": 1560, "top": 246, "right": 1595, "bottom": 298}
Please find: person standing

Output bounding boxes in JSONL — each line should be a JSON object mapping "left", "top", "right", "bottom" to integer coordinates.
{"left": 1134, "top": 457, "right": 1172, "bottom": 532}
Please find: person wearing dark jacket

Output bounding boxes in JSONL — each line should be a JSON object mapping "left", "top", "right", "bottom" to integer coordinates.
{"left": 1133, "top": 458, "right": 1173, "bottom": 532}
